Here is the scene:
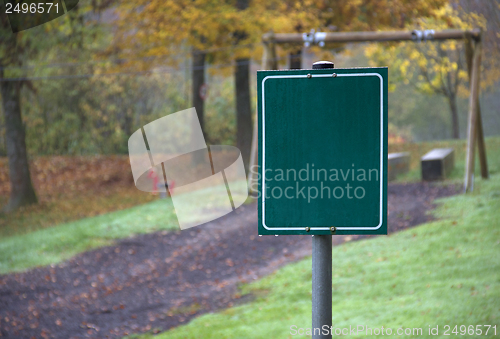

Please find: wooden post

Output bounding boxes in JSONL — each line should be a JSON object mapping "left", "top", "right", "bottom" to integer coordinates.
{"left": 263, "top": 34, "right": 278, "bottom": 70}
{"left": 247, "top": 105, "right": 259, "bottom": 193}
{"left": 248, "top": 34, "right": 278, "bottom": 193}
{"left": 464, "top": 38, "right": 482, "bottom": 193}
{"left": 464, "top": 34, "right": 488, "bottom": 180}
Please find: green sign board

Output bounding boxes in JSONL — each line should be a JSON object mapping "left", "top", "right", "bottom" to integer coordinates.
{"left": 258, "top": 67, "right": 388, "bottom": 235}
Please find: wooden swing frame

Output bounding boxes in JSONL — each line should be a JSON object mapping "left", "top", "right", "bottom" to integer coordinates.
{"left": 248, "top": 29, "right": 488, "bottom": 193}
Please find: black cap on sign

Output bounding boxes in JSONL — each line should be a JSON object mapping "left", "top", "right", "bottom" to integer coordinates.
{"left": 312, "top": 61, "right": 334, "bottom": 69}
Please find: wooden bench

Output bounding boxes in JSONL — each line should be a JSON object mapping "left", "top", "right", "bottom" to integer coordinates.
{"left": 421, "top": 148, "right": 455, "bottom": 181}
{"left": 388, "top": 152, "right": 410, "bottom": 181}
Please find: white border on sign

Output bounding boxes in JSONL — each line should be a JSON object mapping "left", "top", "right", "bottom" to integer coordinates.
{"left": 261, "top": 72, "right": 384, "bottom": 231}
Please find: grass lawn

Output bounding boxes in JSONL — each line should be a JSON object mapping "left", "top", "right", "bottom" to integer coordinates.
{"left": 0, "top": 187, "right": 157, "bottom": 238}
{"left": 0, "top": 155, "right": 158, "bottom": 238}
{"left": 0, "top": 198, "right": 178, "bottom": 274}
{"left": 0, "top": 181, "right": 249, "bottom": 274}
{"left": 134, "top": 173, "right": 500, "bottom": 339}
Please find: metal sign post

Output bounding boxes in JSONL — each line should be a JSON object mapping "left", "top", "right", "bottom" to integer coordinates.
{"left": 310, "top": 61, "right": 334, "bottom": 339}
{"left": 312, "top": 233, "right": 333, "bottom": 338}
{"left": 257, "top": 60, "right": 388, "bottom": 338}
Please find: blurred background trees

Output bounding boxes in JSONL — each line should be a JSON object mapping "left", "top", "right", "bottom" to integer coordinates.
{"left": 365, "top": 4, "right": 487, "bottom": 139}
{"left": 0, "top": 1, "right": 112, "bottom": 211}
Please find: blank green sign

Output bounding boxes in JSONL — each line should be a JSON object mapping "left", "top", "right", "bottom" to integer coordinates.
{"left": 258, "top": 68, "right": 388, "bottom": 235}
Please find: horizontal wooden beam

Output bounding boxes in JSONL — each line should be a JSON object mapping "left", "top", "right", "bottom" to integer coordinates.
{"left": 262, "top": 29, "right": 481, "bottom": 44}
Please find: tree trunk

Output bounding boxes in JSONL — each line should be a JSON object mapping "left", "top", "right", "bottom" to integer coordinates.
{"left": 448, "top": 94, "right": 460, "bottom": 139}
{"left": 232, "top": 0, "right": 252, "bottom": 170}
{"left": 191, "top": 49, "right": 207, "bottom": 166}
{"left": 235, "top": 58, "right": 252, "bottom": 169}
{"left": 192, "top": 48, "right": 206, "bottom": 137}
{"left": 1, "top": 74, "right": 38, "bottom": 212}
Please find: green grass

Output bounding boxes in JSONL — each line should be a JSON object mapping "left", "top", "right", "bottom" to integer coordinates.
{"left": 0, "top": 182, "right": 251, "bottom": 274}
{"left": 136, "top": 173, "right": 500, "bottom": 339}
{"left": 0, "top": 198, "right": 179, "bottom": 274}
{"left": 0, "top": 188, "right": 158, "bottom": 238}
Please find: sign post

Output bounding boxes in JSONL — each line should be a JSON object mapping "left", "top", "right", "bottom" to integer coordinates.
{"left": 310, "top": 61, "right": 334, "bottom": 339}
{"left": 257, "top": 61, "right": 388, "bottom": 338}
{"left": 312, "top": 233, "right": 332, "bottom": 338}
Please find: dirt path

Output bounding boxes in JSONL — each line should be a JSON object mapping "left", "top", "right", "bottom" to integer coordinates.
{"left": 0, "top": 182, "right": 459, "bottom": 339}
